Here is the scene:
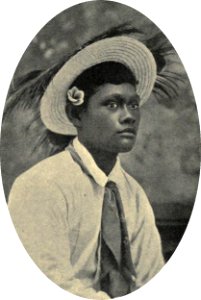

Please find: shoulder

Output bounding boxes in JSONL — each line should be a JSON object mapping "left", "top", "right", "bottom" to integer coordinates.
{"left": 8, "top": 150, "right": 79, "bottom": 201}
{"left": 18, "top": 150, "right": 72, "bottom": 181}
{"left": 121, "top": 168, "right": 155, "bottom": 218}
{"left": 8, "top": 153, "right": 73, "bottom": 230}
{"left": 121, "top": 168, "right": 147, "bottom": 197}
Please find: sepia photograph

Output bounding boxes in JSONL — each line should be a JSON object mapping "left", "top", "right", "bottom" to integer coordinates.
{"left": 0, "top": 0, "right": 200, "bottom": 299}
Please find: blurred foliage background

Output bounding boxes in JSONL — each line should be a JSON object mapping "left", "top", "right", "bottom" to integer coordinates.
{"left": 1, "top": 1, "right": 200, "bottom": 260}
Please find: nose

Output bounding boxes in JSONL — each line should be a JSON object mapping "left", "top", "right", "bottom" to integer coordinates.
{"left": 119, "top": 105, "right": 137, "bottom": 124}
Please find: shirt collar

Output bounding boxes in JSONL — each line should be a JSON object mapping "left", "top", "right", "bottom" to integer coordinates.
{"left": 73, "top": 137, "right": 123, "bottom": 187}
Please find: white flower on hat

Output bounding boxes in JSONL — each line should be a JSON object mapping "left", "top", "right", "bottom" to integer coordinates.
{"left": 67, "top": 86, "right": 84, "bottom": 106}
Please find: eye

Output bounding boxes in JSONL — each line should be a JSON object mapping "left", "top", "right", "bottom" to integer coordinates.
{"left": 128, "top": 102, "right": 139, "bottom": 110}
{"left": 106, "top": 101, "right": 119, "bottom": 109}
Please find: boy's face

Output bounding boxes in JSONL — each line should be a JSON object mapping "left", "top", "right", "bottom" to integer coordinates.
{"left": 76, "top": 83, "right": 140, "bottom": 154}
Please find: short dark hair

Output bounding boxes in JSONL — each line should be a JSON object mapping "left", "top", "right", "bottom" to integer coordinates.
{"left": 72, "top": 61, "right": 137, "bottom": 103}
{"left": 66, "top": 61, "right": 138, "bottom": 118}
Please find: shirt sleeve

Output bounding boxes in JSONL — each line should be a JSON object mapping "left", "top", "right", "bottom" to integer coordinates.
{"left": 8, "top": 175, "right": 110, "bottom": 300}
{"left": 130, "top": 184, "right": 165, "bottom": 289}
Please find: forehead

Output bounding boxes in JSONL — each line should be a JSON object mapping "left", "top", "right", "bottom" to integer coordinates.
{"left": 89, "top": 83, "right": 138, "bottom": 102}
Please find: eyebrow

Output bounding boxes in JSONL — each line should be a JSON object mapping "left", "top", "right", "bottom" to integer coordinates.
{"left": 102, "top": 94, "right": 140, "bottom": 104}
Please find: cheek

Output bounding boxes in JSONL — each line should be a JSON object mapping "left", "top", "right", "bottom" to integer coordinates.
{"left": 81, "top": 108, "right": 119, "bottom": 136}
{"left": 132, "top": 110, "right": 140, "bottom": 126}
{"left": 136, "top": 112, "right": 141, "bottom": 125}
{"left": 96, "top": 114, "right": 118, "bottom": 133}
{"left": 81, "top": 113, "right": 103, "bottom": 135}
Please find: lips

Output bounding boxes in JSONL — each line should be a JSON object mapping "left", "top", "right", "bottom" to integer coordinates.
{"left": 118, "top": 128, "right": 136, "bottom": 134}
{"left": 117, "top": 128, "right": 136, "bottom": 137}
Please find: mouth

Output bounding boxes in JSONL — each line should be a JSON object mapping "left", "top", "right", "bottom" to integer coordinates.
{"left": 117, "top": 128, "right": 136, "bottom": 137}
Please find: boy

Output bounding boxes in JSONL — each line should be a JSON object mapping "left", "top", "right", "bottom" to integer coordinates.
{"left": 8, "top": 36, "right": 164, "bottom": 299}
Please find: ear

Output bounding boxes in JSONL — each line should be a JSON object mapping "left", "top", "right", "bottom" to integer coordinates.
{"left": 66, "top": 104, "right": 82, "bottom": 128}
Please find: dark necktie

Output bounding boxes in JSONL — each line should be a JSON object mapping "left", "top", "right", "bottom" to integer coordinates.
{"left": 100, "top": 181, "right": 136, "bottom": 298}
{"left": 66, "top": 144, "right": 136, "bottom": 297}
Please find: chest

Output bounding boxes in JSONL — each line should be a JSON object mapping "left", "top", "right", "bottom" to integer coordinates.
{"left": 65, "top": 180, "right": 137, "bottom": 256}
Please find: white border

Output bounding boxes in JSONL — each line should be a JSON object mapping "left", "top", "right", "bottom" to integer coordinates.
{"left": 0, "top": 1, "right": 200, "bottom": 299}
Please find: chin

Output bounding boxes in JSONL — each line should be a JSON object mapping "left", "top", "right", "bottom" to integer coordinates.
{"left": 119, "top": 145, "right": 134, "bottom": 153}
{"left": 113, "top": 140, "right": 135, "bottom": 153}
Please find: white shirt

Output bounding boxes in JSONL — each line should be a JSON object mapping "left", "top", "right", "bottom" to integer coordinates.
{"left": 8, "top": 138, "right": 164, "bottom": 299}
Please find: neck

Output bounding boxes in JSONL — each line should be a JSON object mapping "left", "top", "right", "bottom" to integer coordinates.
{"left": 89, "top": 148, "right": 117, "bottom": 175}
{"left": 78, "top": 139, "right": 117, "bottom": 175}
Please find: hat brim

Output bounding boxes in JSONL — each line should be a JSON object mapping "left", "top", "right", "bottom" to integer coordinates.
{"left": 40, "top": 36, "right": 156, "bottom": 135}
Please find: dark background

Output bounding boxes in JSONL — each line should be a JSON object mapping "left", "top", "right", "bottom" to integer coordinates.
{"left": 1, "top": 1, "right": 200, "bottom": 261}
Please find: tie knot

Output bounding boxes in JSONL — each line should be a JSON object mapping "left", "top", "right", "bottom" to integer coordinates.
{"left": 106, "top": 180, "right": 117, "bottom": 191}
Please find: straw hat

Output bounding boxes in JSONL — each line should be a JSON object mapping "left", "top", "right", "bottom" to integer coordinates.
{"left": 40, "top": 36, "right": 157, "bottom": 135}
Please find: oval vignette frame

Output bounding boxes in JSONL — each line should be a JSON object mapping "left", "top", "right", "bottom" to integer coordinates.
{"left": 0, "top": 2, "right": 200, "bottom": 298}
